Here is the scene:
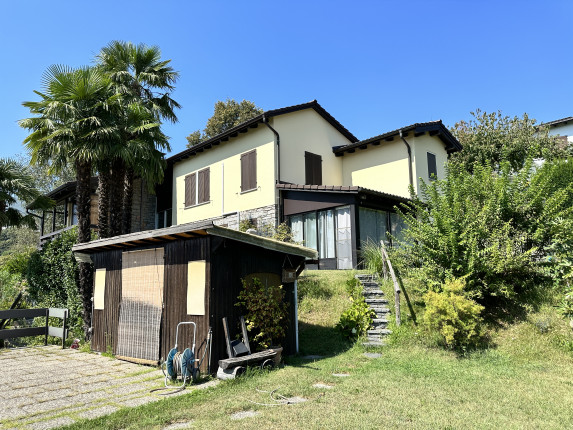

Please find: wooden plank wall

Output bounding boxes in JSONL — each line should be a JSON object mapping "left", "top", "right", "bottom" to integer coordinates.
{"left": 161, "top": 237, "right": 211, "bottom": 373}
{"left": 209, "top": 237, "right": 305, "bottom": 371}
{"left": 91, "top": 250, "right": 122, "bottom": 354}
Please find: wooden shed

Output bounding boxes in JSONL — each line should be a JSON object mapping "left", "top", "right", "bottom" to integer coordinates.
{"left": 72, "top": 221, "right": 316, "bottom": 373}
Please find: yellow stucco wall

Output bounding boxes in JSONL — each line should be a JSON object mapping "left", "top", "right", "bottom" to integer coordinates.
{"left": 340, "top": 134, "right": 449, "bottom": 199}
{"left": 411, "top": 134, "right": 448, "bottom": 194}
{"left": 341, "top": 139, "right": 412, "bottom": 198}
{"left": 172, "top": 127, "right": 276, "bottom": 225}
{"left": 273, "top": 109, "right": 351, "bottom": 185}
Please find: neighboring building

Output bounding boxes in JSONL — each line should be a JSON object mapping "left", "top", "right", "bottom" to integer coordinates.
{"left": 543, "top": 116, "right": 573, "bottom": 144}
{"left": 35, "top": 177, "right": 156, "bottom": 244}
{"left": 165, "top": 100, "right": 462, "bottom": 269}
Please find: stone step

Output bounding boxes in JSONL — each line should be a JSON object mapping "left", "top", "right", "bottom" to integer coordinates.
{"left": 361, "top": 282, "right": 380, "bottom": 288}
{"left": 362, "top": 340, "right": 386, "bottom": 348}
{"left": 363, "top": 289, "right": 384, "bottom": 295}
{"left": 365, "top": 298, "right": 389, "bottom": 304}
{"left": 372, "top": 318, "right": 388, "bottom": 324}
{"left": 370, "top": 307, "right": 390, "bottom": 314}
{"left": 367, "top": 328, "right": 392, "bottom": 336}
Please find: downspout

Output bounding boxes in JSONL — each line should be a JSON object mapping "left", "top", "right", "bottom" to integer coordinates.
{"left": 263, "top": 116, "right": 282, "bottom": 225}
{"left": 399, "top": 130, "right": 414, "bottom": 191}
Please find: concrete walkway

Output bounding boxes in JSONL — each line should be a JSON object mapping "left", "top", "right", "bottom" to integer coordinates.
{"left": 0, "top": 346, "right": 216, "bottom": 430}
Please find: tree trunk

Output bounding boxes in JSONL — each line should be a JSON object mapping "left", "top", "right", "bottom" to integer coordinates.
{"left": 97, "top": 167, "right": 111, "bottom": 239}
{"left": 75, "top": 160, "right": 94, "bottom": 338}
{"left": 109, "top": 158, "right": 125, "bottom": 237}
{"left": 75, "top": 161, "right": 92, "bottom": 244}
{"left": 0, "top": 199, "right": 5, "bottom": 236}
{"left": 122, "top": 168, "right": 134, "bottom": 234}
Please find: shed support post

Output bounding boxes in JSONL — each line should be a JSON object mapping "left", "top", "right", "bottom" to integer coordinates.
{"left": 294, "top": 280, "right": 299, "bottom": 353}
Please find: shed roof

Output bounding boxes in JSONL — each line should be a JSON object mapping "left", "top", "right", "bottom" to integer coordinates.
{"left": 333, "top": 120, "right": 462, "bottom": 156}
{"left": 71, "top": 220, "right": 317, "bottom": 261}
{"left": 167, "top": 100, "right": 358, "bottom": 164}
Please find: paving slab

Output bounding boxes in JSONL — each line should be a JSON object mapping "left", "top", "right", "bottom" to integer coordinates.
{"left": 0, "top": 346, "right": 215, "bottom": 430}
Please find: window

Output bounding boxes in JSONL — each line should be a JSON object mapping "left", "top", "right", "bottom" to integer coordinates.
{"left": 156, "top": 208, "right": 173, "bottom": 229}
{"left": 305, "top": 152, "right": 322, "bottom": 185}
{"left": 427, "top": 152, "right": 437, "bottom": 181}
{"left": 241, "top": 150, "right": 257, "bottom": 192}
{"left": 184, "top": 168, "right": 210, "bottom": 207}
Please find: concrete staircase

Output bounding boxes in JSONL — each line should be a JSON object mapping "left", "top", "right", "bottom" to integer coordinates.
{"left": 355, "top": 274, "right": 392, "bottom": 348}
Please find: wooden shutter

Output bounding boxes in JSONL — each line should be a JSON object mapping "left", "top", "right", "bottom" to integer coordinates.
{"left": 427, "top": 152, "right": 437, "bottom": 181}
{"left": 198, "top": 168, "right": 210, "bottom": 204}
{"left": 185, "top": 173, "right": 196, "bottom": 207}
{"left": 241, "top": 150, "right": 256, "bottom": 192}
{"left": 305, "top": 152, "right": 322, "bottom": 185}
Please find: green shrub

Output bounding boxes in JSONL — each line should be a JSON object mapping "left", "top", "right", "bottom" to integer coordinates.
{"left": 336, "top": 276, "right": 376, "bottom": 340}
{"left": 559, "top": 285, "right": 573, "bottom": 320}
{"left": 26, "top": 227, "right": 83, "bottom": 338}
{"left": 235, "top": 277, "right": 289, "bottom": 350}
{"left": 360, "top": 239, "right": 384, "bottom": 275}
{"left": 395, "top": 159, "right": 573, "bottom": 314}
{"left": 238, "top": 218, "right": 256, "bottom": 232}
{"left": 336, "top": 297, "right": 376, "bottom": 341}
{"left": 422, "top": 278, "right": 484, "bottom": 350}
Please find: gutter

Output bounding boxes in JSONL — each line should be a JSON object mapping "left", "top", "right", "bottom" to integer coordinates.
{"left": 263, "top": 115, "right": 282, "bottom": 225}
{"left": 399, "top": 129, "right": 414, "bottom": 190}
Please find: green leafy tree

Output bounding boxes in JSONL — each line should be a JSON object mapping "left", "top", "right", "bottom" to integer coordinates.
{"left": 186, "top": 99, "right": 263, "bottom": 147}
{"left": 450, "top": 110, "right": 571, "bottom": 173}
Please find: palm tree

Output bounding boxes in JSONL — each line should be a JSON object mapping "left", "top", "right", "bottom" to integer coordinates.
{"left": 96, "top": 41, "right": 179, "bottom": 235}
{"left": 20, "top": 65, "right": 115, "bottom": 335}
{"left": 0, "top": 158, "right": 52, "bottom": 235}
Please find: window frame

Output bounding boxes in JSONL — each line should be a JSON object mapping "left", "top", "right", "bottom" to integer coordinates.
{"left": 305, "top": 151, "right": 322, "bottom": 186}
{"left": 427, "top": 152, "right": 437, "bottom": 181}
{"left": 184, "top": 167, "right": 210, "bottom": 208}
{"left": 240, "top": 149, "right": 257, "bottom": 193}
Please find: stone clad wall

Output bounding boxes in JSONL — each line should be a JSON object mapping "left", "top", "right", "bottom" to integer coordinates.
{"left": 212, "top": 204, "right": 277, "bottom": 233}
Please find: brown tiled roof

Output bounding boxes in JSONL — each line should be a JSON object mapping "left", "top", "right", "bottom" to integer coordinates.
{"left": 168, "top": 100, "right": 358, "bottom": 164}
{"left": 333, "top": 120, "right": 462, "bottom": 155}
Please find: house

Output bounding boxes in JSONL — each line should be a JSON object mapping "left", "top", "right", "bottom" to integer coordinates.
{"left": 39, "top": 100, "right": 461, "bottom": 268}
{"left": 165, "top": 100, "right": 462, "bottom": 269}
{"left": 72, "top": 220, "right": 316, "bottom": 369}
{"left": 543, "top": 116, "right": 573, "bottom": 144}
{"left": 33, "top": 177, "right": 157, "bottom": 244}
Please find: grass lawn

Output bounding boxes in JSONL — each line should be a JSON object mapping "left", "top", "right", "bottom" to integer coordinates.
{"left": 61, "top": 270, "right": 573, "bottom": 430}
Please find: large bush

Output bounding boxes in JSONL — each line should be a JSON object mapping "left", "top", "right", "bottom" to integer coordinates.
{"left": 26, "top": 227, "right": 83, "bottom": 337}
{"left": 395, "top": 159, "right": 573, "bottom": 313}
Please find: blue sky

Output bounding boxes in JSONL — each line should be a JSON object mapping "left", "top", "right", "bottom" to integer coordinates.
{"left": 1, "top": 0, "right": 572, "bottom": 160}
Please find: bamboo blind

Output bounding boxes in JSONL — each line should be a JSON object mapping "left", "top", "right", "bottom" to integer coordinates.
{"left": 116, "top": 248, "right": 164, "bottom": 362}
